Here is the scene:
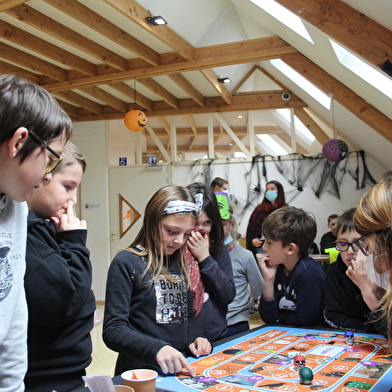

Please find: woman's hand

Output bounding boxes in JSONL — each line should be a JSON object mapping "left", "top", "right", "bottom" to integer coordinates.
{"left": 156, "top": 345, "right": 196, "bottom": 377}
{"left": 347, "top": 250, "right": 380, "bottom": 311}
{"left": 252, "top": 238, "right": 262, "bottom": 248}
{"left": 189, "top": 337, "right": 212, "bottom": 358}
{"left": 187, "top": 231, "right": 210, "bottom": 262}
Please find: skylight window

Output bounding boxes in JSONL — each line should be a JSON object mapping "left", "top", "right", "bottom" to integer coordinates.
{"left": 270, "top": 59, "right": 332, "bottom": 110}
{"left": 234, "top": 152, "right": 247, "bottom": 159}
{"left": 330, "top": 39, "right": 392, "bottom": 100}
{"left": 257, "top": 134, "right": 289, "bottom": 155}
{"left": 250, "top": 0, "right": 313, "bottom": 44}
{"left": 276, "top": 109, "right": 316, "bottom": 144}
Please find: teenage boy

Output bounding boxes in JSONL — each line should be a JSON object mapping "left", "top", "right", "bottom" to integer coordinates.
{"left": 322, "top": 208, "right": 377, "bottom": 332}
{"left": 0, "top": 74, "right": 72, "bottom": 392}
{"left": 320, "top": 214, "right": 339, "bottom": 254}
{"left": 24, "top": 142, "right": 95, "bottom": 392}
{"left": 257, "top": 206, "right": 326, "bottom": 326}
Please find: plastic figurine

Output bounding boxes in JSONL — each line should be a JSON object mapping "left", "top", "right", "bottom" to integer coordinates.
{"left": 299, "top": 366, "right": 314, "bottom": 385}
{"left": 294, "top": 354, "right": 306, "bottom": 370}
{"left": 344, "top": 331, "right": 354, "bottom": 346}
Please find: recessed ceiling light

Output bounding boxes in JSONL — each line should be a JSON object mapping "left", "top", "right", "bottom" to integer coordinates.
{"left": 238, "top": 115, "right": 243, "bottom": 119}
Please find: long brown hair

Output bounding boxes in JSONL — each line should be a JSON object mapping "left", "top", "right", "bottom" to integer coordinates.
{"left": 128, "top": 185, "right": 197, "bottom": 286}
{"left": 354, "top": 178, "right": 392, "bottom": 348}
{"left": 258, "top": 180, "right": 287, "bottom": 212}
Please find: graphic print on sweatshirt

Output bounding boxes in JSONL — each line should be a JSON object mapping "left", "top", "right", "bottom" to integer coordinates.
{"left": 277, "top": 283, "right": 297, "bottom": 312}
{"left": 0, "top": 245, "right": 12, "bottom": 301}
{"left": 155, "top": 274, "right": 188, "bottom": 324}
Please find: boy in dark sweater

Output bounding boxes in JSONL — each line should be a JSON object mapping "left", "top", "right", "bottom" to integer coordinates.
{"left": 257, "top": 206, "right": 325, "bottom": 326}
{"left": 24, "top": 142, "right": 95, "bottom": 392}
{"left": 322, "top": 208, "right": 377, "bottom": 332}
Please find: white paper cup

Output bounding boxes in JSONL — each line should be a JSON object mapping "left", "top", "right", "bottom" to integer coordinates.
{"left": 121, "top": 369, "right": 157, "bottom": 392}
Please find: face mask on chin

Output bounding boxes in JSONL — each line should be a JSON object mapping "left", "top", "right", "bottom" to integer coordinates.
{"left": 265, "top": 190, "right": 278, "bottom": 202}
{"left": 224, "top": 234, "right": 233, "bottom": 245}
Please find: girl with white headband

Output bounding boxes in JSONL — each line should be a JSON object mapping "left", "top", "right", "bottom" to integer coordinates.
{"left": 103, "top": 185, "right": 212, "bottom": 377}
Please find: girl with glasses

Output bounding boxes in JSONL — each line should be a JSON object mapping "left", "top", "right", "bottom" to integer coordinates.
{"left": 322, "top": 208, "right": 378, "bottom": 332}
{"left": 352, "top": 177, "right": 392, "bottom": 344}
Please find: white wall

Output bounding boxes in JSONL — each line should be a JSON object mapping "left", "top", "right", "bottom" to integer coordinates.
{"left": 72, "top": 121, "right": 111, "bottom": 302}
{"left": 71, "top": 121, "right": 387, "bottom": 300}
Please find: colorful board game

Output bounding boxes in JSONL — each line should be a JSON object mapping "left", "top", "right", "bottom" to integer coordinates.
{"left": 155, "top": 326, "right": 392, "bottom": 392}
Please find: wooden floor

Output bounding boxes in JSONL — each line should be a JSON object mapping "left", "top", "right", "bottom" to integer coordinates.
{"left": 87, "top": 305, "right": 264, "bottom": 376}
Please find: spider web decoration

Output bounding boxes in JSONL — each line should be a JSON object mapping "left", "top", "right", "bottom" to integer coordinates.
{"left": 187, "top": 151, "right": 376, "bottom": 227}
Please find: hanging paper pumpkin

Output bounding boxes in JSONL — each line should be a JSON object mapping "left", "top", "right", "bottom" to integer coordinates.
{"left": 322, "top": 139, "right": 348, "bottom": 162}
{"left": 124, "top": 110, "right": 148, "bottom": 132}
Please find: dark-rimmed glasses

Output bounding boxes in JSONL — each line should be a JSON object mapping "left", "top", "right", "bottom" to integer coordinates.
{"left": 353, "top": 233, "right": 375, "bottom": 256}
{"left": 334, "top": 241, "right": 361, "bottom": 253}
{"left": 28, "top": 130, "right": 62, "bottom": 174}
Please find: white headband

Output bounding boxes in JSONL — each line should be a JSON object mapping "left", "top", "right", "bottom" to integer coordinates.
{"left": 163, "top": 200, "right": 199, "bottom": 215}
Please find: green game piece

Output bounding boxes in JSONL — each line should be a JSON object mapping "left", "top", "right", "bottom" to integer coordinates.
{"left": 299, "top": 366, "right": 313, "bottom": 385}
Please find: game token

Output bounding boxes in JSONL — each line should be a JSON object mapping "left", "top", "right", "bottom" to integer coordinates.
{"left": 344, "top": 331, "right": 354, "bottom": 346}
{"left": 299, "top": 366, "right": 313, "bottom": 385}
{"left": 294, "top": 354, "right": 306, "bottom": 370}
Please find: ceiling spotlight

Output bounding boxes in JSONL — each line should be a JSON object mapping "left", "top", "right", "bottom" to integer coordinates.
{"left": 145, "top": 11, "right": 167, "bottom": 26}
{"left": 218, "top": 77, "right": 231, "bottom": 84}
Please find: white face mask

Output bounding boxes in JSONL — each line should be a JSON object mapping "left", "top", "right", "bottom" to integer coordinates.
{"left": 364, "top": 252, "right": 390, "bottom": 290}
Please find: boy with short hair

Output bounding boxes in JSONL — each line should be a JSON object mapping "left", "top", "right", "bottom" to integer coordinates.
{"left": 257, "top": 206, "right": 326, "bottom": 326}
{"left": 24, "top": 141, "right": 96, "bottom": 392}
{"left": 322, "top": 208, "right": 377, "bottom": 332}
{"left": 0, "top": 74, "right": 72, "bottom": 392}
{"left": 320, "top": 214, "right": 339, "bottom": 254}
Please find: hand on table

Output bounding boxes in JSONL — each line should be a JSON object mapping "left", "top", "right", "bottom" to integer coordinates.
{"left": 189, "top": 337, "right": 212, "bottom": 358}
{"left": 156, "top": 345, "right": 196, "bottom": 377}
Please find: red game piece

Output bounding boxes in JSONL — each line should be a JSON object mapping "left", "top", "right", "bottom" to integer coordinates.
{"left": 294, "top": 354, "right": 306, "bottom": 370}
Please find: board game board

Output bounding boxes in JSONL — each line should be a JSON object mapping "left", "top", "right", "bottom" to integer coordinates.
{"left": 155, "top": 325, "right": 392, "bottom": 392}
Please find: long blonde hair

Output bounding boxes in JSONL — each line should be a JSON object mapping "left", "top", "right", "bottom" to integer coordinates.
{"left": 128, "top": 185, "right": 197, "bottom": 286}
{"left": 354, "top": 177, "right": 392, "bottom": 347}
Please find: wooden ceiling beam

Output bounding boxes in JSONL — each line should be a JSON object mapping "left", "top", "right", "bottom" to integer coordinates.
{"left": 0, "top": 0, "right": 25, "bottom": 11}
{"left": 0, "top": 19, "right": 96, "bottom": 76}
{"left": 281, "top": 52, "right": 392, "bottom": 142}
{"left": 108, "top": 82, "right": 153, "bottom": 111}
{"left": 294, "top": 108, "right": 329, "bottom": 145}
{"left": 274, "top": 0, "right": 392, "bottom": 75}
{"left": 41, "top": 36, "right": 296, "bottom": 92}
{"left": 73, "top": 92, "right": 307, "bottom": 122}
{"left": 0, "top": 42, "right": 67, "bottom": 81}
{"left": 185, "top": 114, "right": 197, "bottom": 136}
{"left": 103, "top": 0, "right": 195, "bottom": 61}
{"left": 5, "top": 4, "right": 128, "bottom": 71}
{"left": 144, "top": 125, "right": 284, "bottom": 137}
{"left": 200, "top": 69, "right": 232, "bottom": 105}
{"left": 43, "top": 0, "right": 160, "bottom": 67}
{"left": 168, "top": 73, "right": 205, "bottom": 107}
{"left": 53, "top": 91, "right": 103, "bottom": 114}
{"left": 138, "top": 78, "right": 179, "bottom": 109}
{"left": 0, "top": 60, "right": 41, "bottom": 83}
{"left": 77, "top": 86, "right": 128, "bottom": 112}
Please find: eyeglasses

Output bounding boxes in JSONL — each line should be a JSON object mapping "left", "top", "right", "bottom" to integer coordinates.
{"left": 28, "top": 130, "right": 62, "bottom": 174}
{"left": 334, "top": 241, "right": 361, "bottom": 253}
{"left": 353, "top": 233, "right": 375, "bottom": 256}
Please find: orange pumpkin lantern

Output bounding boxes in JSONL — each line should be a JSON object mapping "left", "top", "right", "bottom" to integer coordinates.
{"left": 124, "top": 110, "right": 148, "bottom": 132}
